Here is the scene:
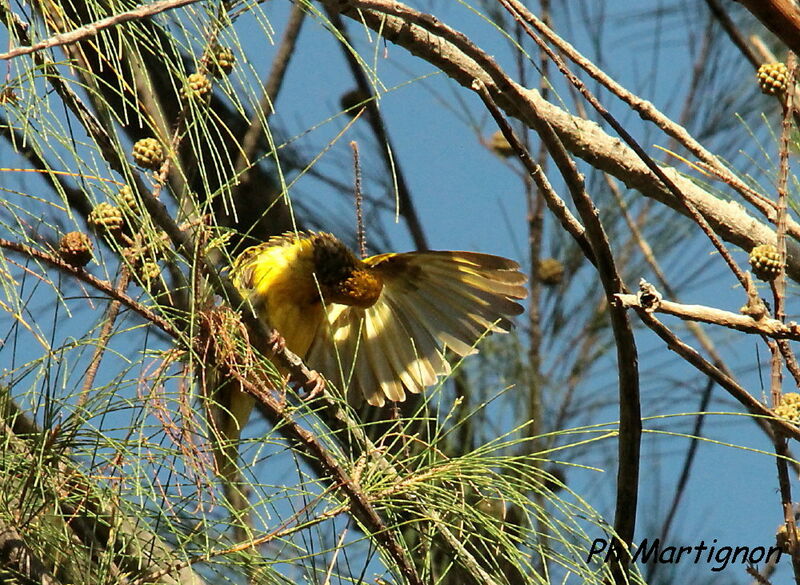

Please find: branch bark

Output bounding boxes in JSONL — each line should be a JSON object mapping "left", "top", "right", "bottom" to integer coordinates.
{"left": 736, "top": 0, "right": 800, "bottom": 57}
{"left": 318, "top": 0, "right": 800, "bottom": 282}
{"left": 615, "top": 285, "right": 800, "bottom": 341}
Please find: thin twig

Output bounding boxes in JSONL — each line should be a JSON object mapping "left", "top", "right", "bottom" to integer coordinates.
{"left": 78, "top": 267, "right": 132, "bottom": 406}
{"left": 671, "top": 16, "right": 714, "bottom": 140}
{"left": 473, "top": 77, "right": 641, "bottom": 584}
{"left": 498, "top": 0, "right": 749, "bottom": 293}
{"left": 774, "top": 433, "right": 800, "bottom": 584}
{"left": 521, "top": 2, "right": 548, "bottom": 574}
{"left": 695, "top": 161, "right": 778, "bottom": 213}
{"left": 773, "top": 53, "right": 795, "bottom": 322}
{"left": 148, "top": 5, "right": 232, "bottom": 201}
{"left": 772, "top": 53, "right": 800, "bottom": 585}
{"left": 322, "top": 0, "right": 800, "bottom": 281}
{"left": 263, "top": 4, "right": 307, "bottom": 108}
{"left": 0, "top": 0, "right": 204, "bottom": 61}
{"left": 351, "top": 141, "right": 366, "bottom": 258}
{"left": 614, "top": 288, "right": 800, "bottom": 341}
{"left": 0, "top": 116, "right": 93, "bottom": 217}
{"left": 1, "top": 5, "right": 324, "bottom": 390}
{"left": 752, "top": 35, "right": 778, "bottom": 63}
{"left": 646, "top": 377, "right": 715, "bottom": 583}
{"left": 607, "top": 165, "right": 800, "bottom": 469}
{"left": 625, "top": 307, "right": 800, "bottom": 441}
{"left": 195, "top": 313, "right": 425, "bottom": 585}
{"left": 498, "top": 0, "right": 741, "bottom": 192}
{"left": 0, "top": 238, "right": 179, "bottom": 339}
{"left": 235, "top": 2, "right": 307, "bottom": 180}
{"left": 471, "top": 82, "right": 592, "bottom": 262}
{"left": 500, "top": 0, "right": 800, "bottom": 242}
{"left": 1, "top": 7, "right": 118, "bottom": 172}
{"left": 778, "top": 339, "right": 800, "bottom": 386}
{"left": 605, "top": 176, "right": 737, "bottom": 375}
{"left": 131, "top": 488, "right": 343, "bottom": 585}
{"left": 704, "top": 0, "right": 761, "bottom": 68}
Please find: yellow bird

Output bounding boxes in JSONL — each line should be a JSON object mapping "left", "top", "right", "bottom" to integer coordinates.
{"left": 230, "top": 231, "right": 527, "bottom": 406}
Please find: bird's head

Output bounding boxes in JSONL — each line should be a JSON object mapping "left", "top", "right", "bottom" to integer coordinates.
{"left": 311, "top": 233, "right": 383, "bottom": 308}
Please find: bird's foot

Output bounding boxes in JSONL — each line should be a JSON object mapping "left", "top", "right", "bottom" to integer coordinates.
{"left": 267, "top": 329, "right": 286, "bottom": 354}
{"left": 298, "top": 370, "right": 326, "bottom": 401}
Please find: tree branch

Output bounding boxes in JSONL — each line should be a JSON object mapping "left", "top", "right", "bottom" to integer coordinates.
{"left": 615, "top": 282, "right": 800, "bottom": 341}
{"left": 318, "top": 0, "right": 800, "bottom": 282}
{"left": 735, "top": 0, "right": 800, "bottom": 57}
{"left": 0, "top": 0, "right": 204, "bottom": 61}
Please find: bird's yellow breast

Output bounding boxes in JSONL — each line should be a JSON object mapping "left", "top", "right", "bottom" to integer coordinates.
{"left": 238, "top": 236, "right": 324, "bottom": 357}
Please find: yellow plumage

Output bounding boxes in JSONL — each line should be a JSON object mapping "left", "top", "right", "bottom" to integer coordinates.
{"left": 230, "top": 231, "right": 527, "bottom": 406}
{"left": 233, "top": 234, "right": 324, "bottom": 357}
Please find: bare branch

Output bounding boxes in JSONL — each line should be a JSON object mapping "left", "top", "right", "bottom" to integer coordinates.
{"left": 735, "top": 0, "right": 800, "bottom": 57}
{"left": 319, "top": 0, "right": 800, "bottom": 282}
{"left": 0, "top": 238, "right": 181, "bottom": 339}
{"left": 0, "top": 0, "right": 204, "bottom": 61}
{"left": 615, "top": 281, "right": 800, "bottom": 341}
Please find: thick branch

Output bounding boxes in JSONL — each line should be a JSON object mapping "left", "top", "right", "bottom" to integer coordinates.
{"left": 736, "top": 0, "right": 800, "bottom": 57}
{"left": 319, "top": 0, "right": 800, "bottom": 281}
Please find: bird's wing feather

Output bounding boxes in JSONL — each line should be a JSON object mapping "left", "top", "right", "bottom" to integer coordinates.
{"left": 306, "top": 251, "right": 527, "bottom": 406}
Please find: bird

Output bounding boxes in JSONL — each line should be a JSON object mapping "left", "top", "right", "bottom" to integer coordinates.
{"left": 207, "top": 230, "right": 527, "bottom": 535}
{"left": 230, "top": 231, "right": 527, "bottom": 406}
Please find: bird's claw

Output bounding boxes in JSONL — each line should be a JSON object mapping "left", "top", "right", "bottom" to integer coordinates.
{"left": 267, "top": 329, "right": 287, "bottom": 354}
{"left": 299, "top": 370, "right": 325, "bottom": 401}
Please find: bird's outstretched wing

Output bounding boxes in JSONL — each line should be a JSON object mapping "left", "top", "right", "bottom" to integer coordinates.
{"left": 304, "top": 251, "right": 527, "bottom": 406}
